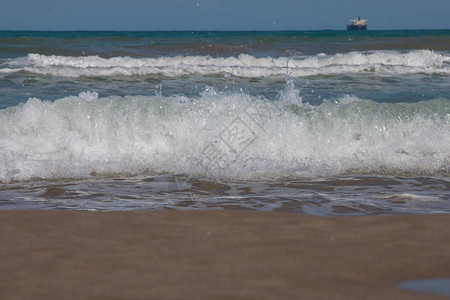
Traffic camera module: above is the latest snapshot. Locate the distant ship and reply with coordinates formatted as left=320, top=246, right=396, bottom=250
left=347, top=16, right=367, bottom=30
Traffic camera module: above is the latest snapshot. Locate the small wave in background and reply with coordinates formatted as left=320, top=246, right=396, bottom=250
left=1, top=50, right=449, bottom=78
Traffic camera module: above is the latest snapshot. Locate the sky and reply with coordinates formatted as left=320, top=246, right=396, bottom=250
left=1, top=0, right=449, bottom=31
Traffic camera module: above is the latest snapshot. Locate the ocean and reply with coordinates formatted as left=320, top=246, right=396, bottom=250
left=0, top=30, right=449, bottom=214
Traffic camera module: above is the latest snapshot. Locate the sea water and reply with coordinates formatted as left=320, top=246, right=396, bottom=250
left=0, top=30, right=449, bottom=214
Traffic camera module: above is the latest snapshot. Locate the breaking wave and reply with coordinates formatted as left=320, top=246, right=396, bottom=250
left=0, top=83, right=449, bottom=182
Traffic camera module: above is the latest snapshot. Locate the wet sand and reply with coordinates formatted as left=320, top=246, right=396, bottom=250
left=1, top=210, right=450, bottom=299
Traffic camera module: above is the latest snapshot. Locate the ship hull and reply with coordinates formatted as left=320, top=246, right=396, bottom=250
left=347, top=24, right=367, bottom=30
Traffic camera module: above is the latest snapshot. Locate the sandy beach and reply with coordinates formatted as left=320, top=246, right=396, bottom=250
left=1, top=210, right=449, bottom=299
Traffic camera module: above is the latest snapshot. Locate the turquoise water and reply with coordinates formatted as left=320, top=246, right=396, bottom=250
left=0, top=31, right=449, bottom=213
left=2, top=30, right=450, bottom=58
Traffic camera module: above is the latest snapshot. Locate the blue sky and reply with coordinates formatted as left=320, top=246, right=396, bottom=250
left=1, top=0, right=449, bottom=31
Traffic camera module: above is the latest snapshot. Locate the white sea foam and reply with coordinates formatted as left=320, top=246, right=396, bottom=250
left=0, top=84, right=449, bottom=182
left=2, top=50, right=449, bottom=78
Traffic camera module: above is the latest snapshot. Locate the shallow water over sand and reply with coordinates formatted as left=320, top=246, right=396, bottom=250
left=1, top=175, right=448, bottom=215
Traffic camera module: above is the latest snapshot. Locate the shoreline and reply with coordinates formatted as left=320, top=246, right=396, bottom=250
left=1, top=210, right=450, bottom=299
